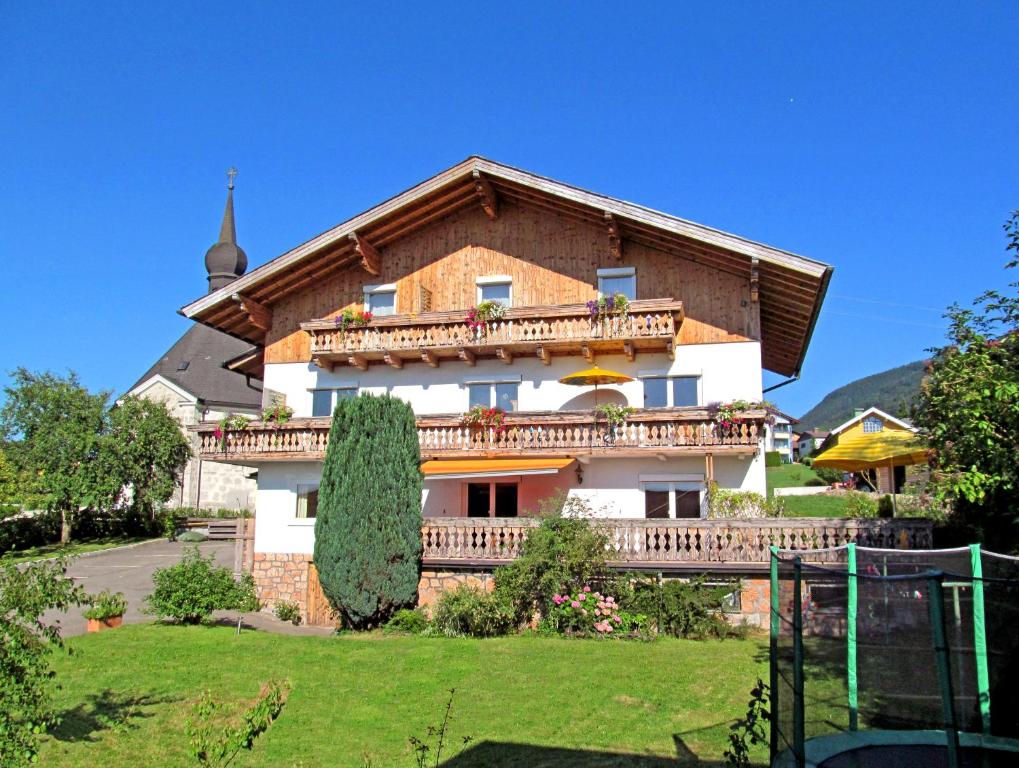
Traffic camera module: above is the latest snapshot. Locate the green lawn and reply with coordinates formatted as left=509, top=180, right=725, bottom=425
left=0, top=536, right=153, bottom=564
left=778, top=494, right=852, bottom=518
left=40, top=624, right=769, bottom=767
left=765, top=463, right=824, bottom=497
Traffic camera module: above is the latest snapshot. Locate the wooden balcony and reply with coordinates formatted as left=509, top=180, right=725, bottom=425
left=195, top=408, right=765, bottom=462
left=300, top=298, right=683, bottom=370
left=420, top=517, right=935, bottom=568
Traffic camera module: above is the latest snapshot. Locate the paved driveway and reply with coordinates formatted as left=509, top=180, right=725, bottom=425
left=44, top=539, right=234, bottom=637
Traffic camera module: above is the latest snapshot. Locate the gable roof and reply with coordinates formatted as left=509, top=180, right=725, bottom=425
left=180, top=156, right=833, bottom=376
left=127, top=323, right=263, bottom=409
left=829, top=407, right=915, bottom=437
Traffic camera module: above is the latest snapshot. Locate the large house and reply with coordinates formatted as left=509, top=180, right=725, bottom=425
left=763, top=408, right=796, bottom=464
left=178, top=157, right=928, bottom=623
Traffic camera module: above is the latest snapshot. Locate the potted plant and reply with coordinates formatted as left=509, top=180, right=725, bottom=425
left=84, top=590, right=128, bottom=632
left=214, top=413, right=252, bottom=450
left=586, top=293, right=630, bottom=336
left=333, top=308, right=373, bottom=333
left=465, top=300, right=507, bottom=338
left=594, top=403, right=635, bottom=442
left=261, top=402, right=295, bottom=427
left=461, top=405, right=508, bottom=445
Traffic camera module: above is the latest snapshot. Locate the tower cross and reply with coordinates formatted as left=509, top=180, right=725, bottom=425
left=226, top=167, right=238, bottom=190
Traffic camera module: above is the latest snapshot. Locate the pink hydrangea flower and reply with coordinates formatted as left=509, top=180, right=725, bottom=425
left=571, top=601, right=580, bottom=609
left=583, top=586, right=591, bottom=593
left=613, top=614, right=622, bottom=624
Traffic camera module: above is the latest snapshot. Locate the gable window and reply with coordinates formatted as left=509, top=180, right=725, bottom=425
left=597, top=267, right=636, bottom=300
left=476, top=275, right=512, bottom=307
left=467, top=378, right=520, bottom=412
left=310, top=386, right=357, bottom=417
left=642, top=480, right=703, bottom=519
left=641, top=374, right=700, bottom=408
left=862, top=416, right=884, bottom=433
left=296, top=485, right=319, bottom=519
left=364, top=283, right=396, bottom=316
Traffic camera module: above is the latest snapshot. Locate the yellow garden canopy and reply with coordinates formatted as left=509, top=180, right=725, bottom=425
left=558, top=366, right=634, bottom=386
left=421, top=458, right=575, bottom=479
left=812, top=430, right=928, bottom=472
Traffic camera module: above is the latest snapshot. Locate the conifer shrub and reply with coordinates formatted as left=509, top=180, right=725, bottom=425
left=313, top=395, right=422, bottom=629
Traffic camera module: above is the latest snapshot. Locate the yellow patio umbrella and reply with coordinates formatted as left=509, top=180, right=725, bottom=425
left=558, top=366, right=634, bottom=405
left=812, top=430, right=928, bottom=513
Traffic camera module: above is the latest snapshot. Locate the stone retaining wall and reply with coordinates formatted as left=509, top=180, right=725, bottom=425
left=251, top=552, right=312, bottom=618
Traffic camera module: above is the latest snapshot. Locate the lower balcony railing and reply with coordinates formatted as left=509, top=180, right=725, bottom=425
left=420, top=517, right=935, bottom=566
left=196, top=409, right=766, bottom=462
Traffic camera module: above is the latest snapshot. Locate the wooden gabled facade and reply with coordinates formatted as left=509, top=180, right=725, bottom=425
left=182, top=157, right=832, bottom=378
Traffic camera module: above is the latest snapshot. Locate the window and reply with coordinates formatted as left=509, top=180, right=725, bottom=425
left=310, top=387, right=356, bottom=417
left=296, top=485, right=318, bottom=519
left=862, top=416, right=883, bottom=433
left=364, top=283, right=396, bottom=316
left=597, top=267, right=636, bottom=300
left=466, top=379, right=519, bottom=412
left=476, top=275, right=512, bottom=307
left=642, top=375, right=700, bottom=408
left=642, top=481, right=704, bottom=519
left=466, top=481, right=518, bottom=517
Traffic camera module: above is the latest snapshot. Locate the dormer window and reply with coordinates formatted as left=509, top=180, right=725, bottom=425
left=477, top=275, right=512, bottom=307
left=597, top=267, right=636, bottom=300
left=364, top=284, right=396, bottom=316
left=863, top=416, right=884, bottom=433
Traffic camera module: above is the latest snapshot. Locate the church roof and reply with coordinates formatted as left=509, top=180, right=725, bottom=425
left=128, top=322, right=263, bottom=409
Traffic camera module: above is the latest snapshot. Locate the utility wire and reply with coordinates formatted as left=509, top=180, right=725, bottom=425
left=826, top=310, right=945, bottom=330
left=829, top=293, right=944, bottom=313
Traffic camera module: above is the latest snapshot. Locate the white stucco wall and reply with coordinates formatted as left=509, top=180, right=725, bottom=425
left=263, top=342, right=763, bottom=417
left=255, top=452, right=766, bottom=555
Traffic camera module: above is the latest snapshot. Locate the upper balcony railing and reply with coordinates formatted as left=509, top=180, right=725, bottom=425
left=300, top=298, right=684, bottom=370
left=196, top=408, right=765, bottom=463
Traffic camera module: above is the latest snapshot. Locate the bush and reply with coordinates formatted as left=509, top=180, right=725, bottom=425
left=383, top=607, right=429, bottom=635
left=168, top=507, right=253, bottom=520
left=82, top=590, right=127, bottom=621
left=494, top=495, right=609, bottom=622
left=623, top=575, right=740, bottom=639
left=313, top=395, right=422, bottom=629
left=0, top=510, right=61, bottom=555
left=145, top=546, right=259, bottom=624
left=812, top=466, right=843, bottom=485
left=178, top=531, right=208, bottom=542
left=273, top=600, right=301, bottom=625
left=708, top=486, right=784, bottom=519
left=843, top=491, right=879, bottom=518
left=764, top=451, right=782, bottom=468
left=431, top=585, right=514, bottom=638
left=546, top=585, right=648, bottom=637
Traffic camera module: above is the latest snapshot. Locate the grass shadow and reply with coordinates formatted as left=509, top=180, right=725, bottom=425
left=50, top=689, right=180, bottom=743
left=436, top=737, right=734, bottom=767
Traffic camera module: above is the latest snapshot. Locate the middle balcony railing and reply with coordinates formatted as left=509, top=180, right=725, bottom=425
left=195, top=408, right=765, bottom=463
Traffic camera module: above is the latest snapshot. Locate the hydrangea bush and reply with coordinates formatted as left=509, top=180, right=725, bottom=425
left=547, top=586, right=646, bottom=637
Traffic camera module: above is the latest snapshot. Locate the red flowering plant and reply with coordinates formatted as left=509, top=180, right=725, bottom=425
left=711, top=400, right=775, bottom=432
left=333, top=308, right=374, bottom=332
left=214, top=413, right=252, bottom=450
left=465, top=300, right=507, bottom=335
left=261, top=402, right=295, bottom=428
left=460, top=405, right=507, bottom=436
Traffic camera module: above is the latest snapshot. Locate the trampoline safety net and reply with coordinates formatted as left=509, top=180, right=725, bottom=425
left=770, top=544, right=1019, bottom=768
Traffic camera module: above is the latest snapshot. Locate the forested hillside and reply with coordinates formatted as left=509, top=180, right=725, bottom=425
left=796, top=360, right=926, bottom=430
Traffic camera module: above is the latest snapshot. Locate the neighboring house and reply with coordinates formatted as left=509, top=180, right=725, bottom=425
left=763, top=408, right=796, bottom=463
left=817, top=407, right=917, bottom=493
left=126, top=178, right=263, bottom=511
left=796, top=429, right=829, bottom=459
left=181, top=156, right=844, bottom=621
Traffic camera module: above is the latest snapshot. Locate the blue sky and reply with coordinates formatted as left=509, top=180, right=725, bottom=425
left=1, top=2, right=1016, bottom=417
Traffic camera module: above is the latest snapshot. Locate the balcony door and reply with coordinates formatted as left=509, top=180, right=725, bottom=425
left=465, top=481, right=518, bottom=517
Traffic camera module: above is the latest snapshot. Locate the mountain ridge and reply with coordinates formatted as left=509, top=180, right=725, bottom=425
left=793, top=360, right=926, bottom=431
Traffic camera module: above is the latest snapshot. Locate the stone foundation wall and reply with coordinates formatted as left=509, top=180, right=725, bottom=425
left=252, top=552, right=312, bottom=618
left=417, top=568, right=495, bottom=609
left=256, top=555, right=773, bottom=628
